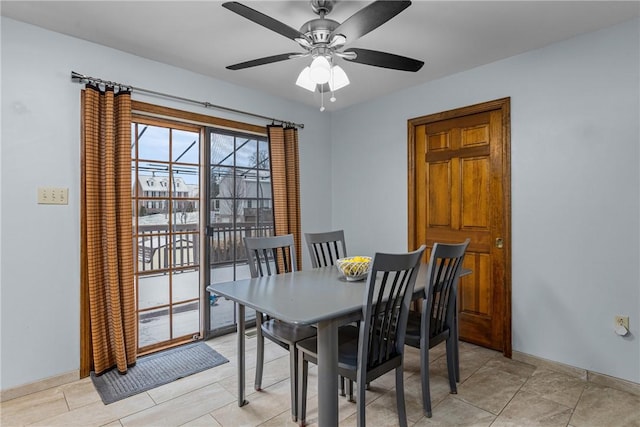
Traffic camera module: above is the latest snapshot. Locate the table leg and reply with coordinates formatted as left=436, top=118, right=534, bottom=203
left=316, top=319, right=339, bottom=427
left=236, top=303, right=248, bottom=406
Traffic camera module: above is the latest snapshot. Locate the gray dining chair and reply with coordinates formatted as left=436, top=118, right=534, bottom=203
left=244, top=234, right=317, bottom=422
left=304, top=229, right=352, bottom=397
left=404, top=239, right=470, bottom=417
left=296, top=245, right=426, bottom=427
left=304, top=230, right=347, bottom=268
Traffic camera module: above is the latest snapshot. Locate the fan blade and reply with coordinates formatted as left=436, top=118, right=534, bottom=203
left=330, top=0, right=411, bottom=44
left=343, top=48, right=424, bottom=72
left=227, top=53, right=299, bottom=70
left=222, top=2, right=304, bottom=41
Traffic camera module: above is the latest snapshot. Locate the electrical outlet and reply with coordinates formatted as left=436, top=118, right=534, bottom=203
left=37, top=187, right=68, bottom=205
left=615, top=316, right=629, bottom=330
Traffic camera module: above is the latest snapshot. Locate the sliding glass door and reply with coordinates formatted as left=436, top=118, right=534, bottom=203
left=130, top=103, right=272, bottom=346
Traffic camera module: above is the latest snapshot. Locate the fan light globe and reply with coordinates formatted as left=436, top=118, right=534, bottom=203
left=309, top=56, right=331, bottom=84
left=295, top=67, right=317, bottom=92
left=329, top=65, right=349, bottom=91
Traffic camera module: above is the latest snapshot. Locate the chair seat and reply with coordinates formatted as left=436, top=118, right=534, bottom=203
left=296, top=325, right=361, bottom=370
left=405, top=310, right=450, bottom=349
left=261, top=319, right=317, bottom=348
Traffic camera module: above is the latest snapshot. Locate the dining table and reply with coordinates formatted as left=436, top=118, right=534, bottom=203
left=206, top=263, right=471, bottom=427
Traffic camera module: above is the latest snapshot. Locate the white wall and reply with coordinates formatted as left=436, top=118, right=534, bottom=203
left=0, top=17, right=332, bottom=390
left=331, top=18, right=640, bottom=383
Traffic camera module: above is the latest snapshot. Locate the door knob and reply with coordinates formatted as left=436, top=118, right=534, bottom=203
left=495, top=238, right=504, bottom=249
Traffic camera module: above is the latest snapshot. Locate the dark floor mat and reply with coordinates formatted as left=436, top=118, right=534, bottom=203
left=91, top=341, right=228, bottom=404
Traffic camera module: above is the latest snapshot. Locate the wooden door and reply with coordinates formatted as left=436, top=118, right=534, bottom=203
left=408, top=98, right=511, bottom=355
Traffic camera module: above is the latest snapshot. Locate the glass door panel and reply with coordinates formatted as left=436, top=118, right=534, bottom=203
left=206, top=128, right=273, bottom=335
left=132, top=120, right=201, bottom=353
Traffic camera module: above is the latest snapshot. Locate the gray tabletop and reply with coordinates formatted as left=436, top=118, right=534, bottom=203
left=206, top=264, right=470, bottom=323
left=208, top=266, right=372, bottom=324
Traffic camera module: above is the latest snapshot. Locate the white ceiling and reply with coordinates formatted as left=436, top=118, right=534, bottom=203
left=2, top=1, right=638, bottom=111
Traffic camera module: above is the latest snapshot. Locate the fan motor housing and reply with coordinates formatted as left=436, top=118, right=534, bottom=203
left=300, top=18, right=339, bottom=44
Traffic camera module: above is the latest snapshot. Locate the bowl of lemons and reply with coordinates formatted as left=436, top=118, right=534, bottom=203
left=336, top=256, right=372, bottom=281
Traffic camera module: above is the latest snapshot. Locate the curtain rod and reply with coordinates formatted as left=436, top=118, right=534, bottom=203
left=70, top=71, right=304, bottom=129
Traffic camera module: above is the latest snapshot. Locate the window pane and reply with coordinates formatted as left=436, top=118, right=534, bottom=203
left=173, top=200, right=199, bottom=226
left=172, top=174, right=190, bottom=198
left=258, top=170, right=272, bottom=198
left=174, top=164, right=199, bottom=194
left=139, top=307, right=170, bottom=348
left=258, top=140, right=270, bottom=170
left=138, top=125, right=170, bottom=162
left=138, top=274, right=169, bottom=310
left=172, top=271, right=199, bottom=304
left=209, top=297, right=236, bottom=331
left=137, top=231, right=170, bottom=272
left=137, top=201, right=170, bottom=226
left=210, top=166, right=232, bottom=199
left=171, top=231, right=198, bottom=269
left=172, top=302, right=199, bottom=338
left=211, top=133, right=234, bottom=166
left=236, top=138, right=258, bottom=168
left=172, top=129, right=199, bottom=164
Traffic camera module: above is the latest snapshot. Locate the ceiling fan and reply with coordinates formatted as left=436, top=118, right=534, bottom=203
left=222, top=0, right=424, bottom=105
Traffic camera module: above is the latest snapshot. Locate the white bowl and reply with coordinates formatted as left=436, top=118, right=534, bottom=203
left=336, top=256, right=372, bottom=281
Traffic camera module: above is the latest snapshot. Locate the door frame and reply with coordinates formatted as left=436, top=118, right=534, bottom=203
left=407, top=97, right=512, bottom=357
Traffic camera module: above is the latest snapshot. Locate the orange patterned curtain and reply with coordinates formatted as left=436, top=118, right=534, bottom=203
left=81, top=85, right=136, bottom=375
left=268, top=125, right=302, bottom=271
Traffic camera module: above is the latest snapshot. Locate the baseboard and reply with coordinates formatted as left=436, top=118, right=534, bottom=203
left=0, top=370, right=79, bottom=403
left=588, top=371, right=640, bottom=397
left=512, top=351, right=640, bottom=397
left=3, top=353, right=638, bottom=402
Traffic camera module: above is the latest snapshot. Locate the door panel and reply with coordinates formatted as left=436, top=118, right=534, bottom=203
left=461, top=157, right=490, bottom=228
left=428, top=161, right=452, bottom=226
left=409, top=98, right=511, bottom=355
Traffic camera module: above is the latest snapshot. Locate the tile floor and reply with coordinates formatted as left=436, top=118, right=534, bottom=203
left=2, top=333, right=639, bottom=427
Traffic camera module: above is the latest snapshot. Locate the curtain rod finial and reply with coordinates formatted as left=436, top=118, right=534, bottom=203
left=71, top=71, right=85, bottom=81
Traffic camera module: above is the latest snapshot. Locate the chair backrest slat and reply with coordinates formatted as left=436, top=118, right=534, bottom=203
left=244, top=234, right=297, bottom=278
left=304, top=230, right=347, bottom=268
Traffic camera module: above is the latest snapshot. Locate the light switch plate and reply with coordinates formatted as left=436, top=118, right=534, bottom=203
left=38, top=187, right=68, bottom=205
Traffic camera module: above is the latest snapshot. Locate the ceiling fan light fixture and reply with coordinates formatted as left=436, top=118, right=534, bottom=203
left=328, top=65, right=349, bottom=91
left=224, top=0, right=425, bottom=109
left=309, top=55, right=331, bottom=84
left=295, top=66, right=317, bottom=92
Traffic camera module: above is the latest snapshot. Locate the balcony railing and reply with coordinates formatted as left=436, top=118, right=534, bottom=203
left=137, top=222, right=274, bottom=272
